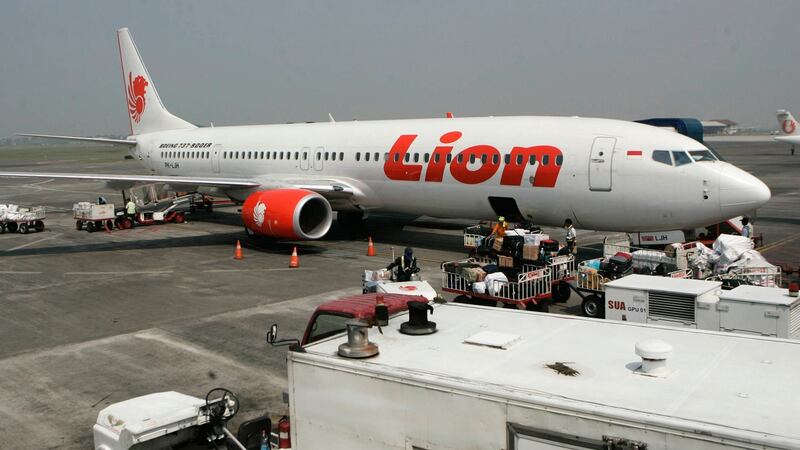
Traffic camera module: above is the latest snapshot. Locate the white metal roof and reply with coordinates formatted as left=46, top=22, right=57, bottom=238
left=605, top=274, right=722, bottom=295
left=301, top=303, right=800, bottom=446
left=721, top=285, right=800, bottom=307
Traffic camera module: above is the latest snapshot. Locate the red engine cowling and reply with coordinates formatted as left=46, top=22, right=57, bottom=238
left=242, top=189, right=333, bottom=240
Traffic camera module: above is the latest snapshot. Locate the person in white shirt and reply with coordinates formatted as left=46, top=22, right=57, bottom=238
left=564, top=219, right=577, bottom=254
left=741, top=216, right=754, bottom=238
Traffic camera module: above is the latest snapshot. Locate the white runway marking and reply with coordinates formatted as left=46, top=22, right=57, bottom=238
left=5, top=234, right=61, bottom=252
left=63, top=270, right=174, bottom=275
left=0, top=271, right=42, bottom=274
left=202, top=267, right=314, bottom=273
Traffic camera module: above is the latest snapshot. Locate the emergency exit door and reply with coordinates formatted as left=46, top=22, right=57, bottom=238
left=589, top=137, right=615, bottom=191
left=212, top=144, right=221, bottom=173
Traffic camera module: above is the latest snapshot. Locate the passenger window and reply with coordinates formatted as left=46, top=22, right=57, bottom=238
left=394, top=153, right=399, bottom=162
left=555, top=155, right=563, bottom=166
left=374, top=152, right=379, bottom=161
left=481, top=154, right=487, bottom=164
left=356, top=152, right=361, bottom=161
left=516, top=155, right=523, bottom=165
left=414, top=153, right=420, bottom=163
left=424, top=153, right=430, bottom=163
left=542, top=155, right=549, bottom=166
left=434, top=154, right=440, bottom=163
left=331, top=152, right=336, bottom=161
left=302, top=152, right=307, bottom=160
left=457, top=154, right=463, bottom=163
left=324, top=152, right=329, bottom=161
left=504, top=154, right=510, bottom=164
left=447, top=154, right=452, bottom=163
left=340, top=152, right=344, bottom=161
left=469, top=154, right=476, bottom=164
left=294, top=152, right=299, bottom=160
left=652, top=150, right=672, bottom=165
left=672, top=151, right=692, bottom=166
left=529, top=155, right=536, bottom=165
left=493, top=155, right=499, bottom=164
left=404, top=153, right=410, bottom=163
left=365, top=152, right=370, bottom=161
left=316, top=152, right=321, bottom=160
left=384, top=153, right=389, bottom=161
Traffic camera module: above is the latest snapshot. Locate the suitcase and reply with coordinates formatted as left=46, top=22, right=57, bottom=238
left=539, top=239, right=560, bottom=253
left=608, top=252, right=633, bottom=272
left=522, top=244, right=539, bottom=261
left=493, top=237, right=504, bottom=252
left=482, top=263, right=500, bottom=274
left=498, top=255, right=514, bottom=268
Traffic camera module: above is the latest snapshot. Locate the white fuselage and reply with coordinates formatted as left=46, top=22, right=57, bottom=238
left=130, top=116, right=770, bottom=232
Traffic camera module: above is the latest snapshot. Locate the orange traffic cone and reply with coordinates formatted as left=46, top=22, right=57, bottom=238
left=289, top=246, right=300, bottom=268
left=234, top=240, right=244, bottom=260
left=367, top=237, right=376, bottom=257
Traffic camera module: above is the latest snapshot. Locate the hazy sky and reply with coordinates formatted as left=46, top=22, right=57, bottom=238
left=1, top=1, right=798, bottom=138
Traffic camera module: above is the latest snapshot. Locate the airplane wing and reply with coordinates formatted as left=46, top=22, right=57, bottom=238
left=0, top=171, right=260, bottom=188
left=16, top=133, right=137, bottom=146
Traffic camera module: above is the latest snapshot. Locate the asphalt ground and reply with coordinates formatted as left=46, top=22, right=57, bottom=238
left=0, top=139, right=796, bottom=448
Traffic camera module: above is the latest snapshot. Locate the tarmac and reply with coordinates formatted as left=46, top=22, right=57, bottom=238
left=0, top=139, right=797, bottom=448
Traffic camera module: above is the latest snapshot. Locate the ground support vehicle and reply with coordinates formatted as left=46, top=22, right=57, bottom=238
left=0, top=205, right=45, bottom=234
left=93, top=388, right=273, bottom=450
left=278, top=302, right=800, bottom=449
left=604, top=275, right=800, bottom=338
left=73, top=202, right=119, bottom=232
left=362, top=268, right=438, bottom=301
left=441, top=257, right=552, bottom=311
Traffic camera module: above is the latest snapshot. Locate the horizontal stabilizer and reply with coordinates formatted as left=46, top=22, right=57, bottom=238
left=17, top=133, right=137, bottom=146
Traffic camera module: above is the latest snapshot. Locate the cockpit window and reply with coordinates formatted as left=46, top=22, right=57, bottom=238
left=688, top=150, right=718, bottom=162
left=652, top=150, right=672, bottom=165
left=672, top=151, right=693, bottom=166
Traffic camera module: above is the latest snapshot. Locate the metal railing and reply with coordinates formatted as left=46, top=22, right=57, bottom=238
left=442, top=259, right=552, bottom=301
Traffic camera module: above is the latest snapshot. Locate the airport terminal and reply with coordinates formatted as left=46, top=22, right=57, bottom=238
left=1, top=4, right=799, bottom=450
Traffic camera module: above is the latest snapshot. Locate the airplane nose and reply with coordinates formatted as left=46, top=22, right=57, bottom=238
left=719, top=165, right=771, bottom=216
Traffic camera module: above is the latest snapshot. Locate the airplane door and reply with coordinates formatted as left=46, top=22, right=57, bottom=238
left=313, top=146, right=324, bottom=171
left=589, top=137, right=615, bottom=191
left=300, top=147, right=310, bottom=171
left=212, top=144, right=221, bottom=173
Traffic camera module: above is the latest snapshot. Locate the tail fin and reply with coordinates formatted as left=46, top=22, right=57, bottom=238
left=775, top=109, right=798, bottom=135
left=117, top=28, right=195, bottom=135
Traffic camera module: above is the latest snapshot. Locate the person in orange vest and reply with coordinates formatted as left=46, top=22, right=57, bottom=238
left=489, top=216, right=508, bottom=238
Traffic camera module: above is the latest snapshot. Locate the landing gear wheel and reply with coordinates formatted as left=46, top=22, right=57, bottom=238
left=76, top=220, right=83, bottom=231
left=581, top=295, right=604, bottom=318
left=35, top=221, right=45, bottom=232
left=6, top=222, right=18, bottom=233
left=174, top=212, right=185, bottom=223
left=18, top=223, right=29, bottom=234
left=86, top=221, right=96, bottom=233
left=0, top=223, right=5, bottom=234
left=123, top=219, right=133, bottom=229
left=205, top=388, right=240, bottom=422
left=551, top=282, right=571, bottom=303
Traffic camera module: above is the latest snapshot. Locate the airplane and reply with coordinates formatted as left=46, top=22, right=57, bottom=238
left=774, top=109, right=799, bottom=154
left=0, top=28, right=771, bottom=240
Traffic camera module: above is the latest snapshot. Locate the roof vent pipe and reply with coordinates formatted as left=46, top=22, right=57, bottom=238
left=635, top=339, right=672, bottom=376
left=338, top=319, right=379, bottom=359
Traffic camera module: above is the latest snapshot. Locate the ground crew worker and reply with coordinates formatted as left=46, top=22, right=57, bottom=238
left=97, top=196, right=107, bottom=205
left=563, top=219, right=577, bottom=255
left=489, top=216, right=508, bottom=238
left=741, top=216, right=754, bottom=238
left=125, top=198, right=137, bottom=224
left=386, top=247, right=419, bottom=282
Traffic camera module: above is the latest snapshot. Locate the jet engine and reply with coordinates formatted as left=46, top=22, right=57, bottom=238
left=242, top=189, right=333, bottom=240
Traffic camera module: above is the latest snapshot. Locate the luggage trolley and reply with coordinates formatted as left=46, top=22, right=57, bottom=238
left=0, top=205, right=45, bottom=234
left=441, top=257, right=553, bottom=312
left=523, top=254, right=576, bottom=302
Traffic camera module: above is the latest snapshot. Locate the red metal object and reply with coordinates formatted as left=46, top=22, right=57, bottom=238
left=301, top=293, right=426, bottom=345
left=278, top=416, right=291, bottom=448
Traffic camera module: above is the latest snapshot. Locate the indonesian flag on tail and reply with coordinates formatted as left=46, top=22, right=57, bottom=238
left=627, top=150, right=643, bottom=159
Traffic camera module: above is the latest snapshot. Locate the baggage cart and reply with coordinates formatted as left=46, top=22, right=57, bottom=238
left=523, top=254, right=576, bottom=302
left=441, top=257, right=552, bottom=311
left=0, top=205, right=46, bottom=234
left=74, top=202, right=119, bottom=232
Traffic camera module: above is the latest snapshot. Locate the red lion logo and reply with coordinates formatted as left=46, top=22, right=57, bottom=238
left=782, top=119, right=796, bottom=134
left=126, top=72, right=148, bottom=123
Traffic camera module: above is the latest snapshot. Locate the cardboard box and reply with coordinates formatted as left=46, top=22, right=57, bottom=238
left=498, top=255, right=514, bottom=268
left=523, top=244, right=539, bottom=261
left=493, top=237, right=504, bottom=252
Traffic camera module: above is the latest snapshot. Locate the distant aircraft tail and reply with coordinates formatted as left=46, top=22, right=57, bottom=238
left=117, top=28, right=195, bottom=135
left=775, top=109, right=799, bottom=135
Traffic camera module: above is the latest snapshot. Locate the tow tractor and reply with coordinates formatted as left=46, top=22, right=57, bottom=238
left=93, top=388, right=272, bottom=450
